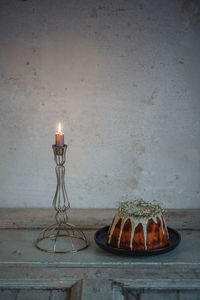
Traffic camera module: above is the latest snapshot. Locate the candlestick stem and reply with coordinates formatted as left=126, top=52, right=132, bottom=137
left=35, top=144, right=89, bottom=254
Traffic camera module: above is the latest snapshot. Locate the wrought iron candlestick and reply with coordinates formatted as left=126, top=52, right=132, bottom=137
left=35, top=144, right=89, bottom=253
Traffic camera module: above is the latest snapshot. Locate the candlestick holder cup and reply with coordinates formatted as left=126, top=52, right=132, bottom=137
left=35, top=144, right=89, bottom=253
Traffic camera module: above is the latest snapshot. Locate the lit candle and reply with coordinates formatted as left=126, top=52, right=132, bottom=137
left=55, top=123, right=64, bottom=147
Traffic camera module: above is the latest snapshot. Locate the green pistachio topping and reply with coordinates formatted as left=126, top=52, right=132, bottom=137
left=118, top=198, right=164, bottom=218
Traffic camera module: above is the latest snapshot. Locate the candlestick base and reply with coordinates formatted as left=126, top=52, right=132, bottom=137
left=35, top=144, right=89, bottom=254
left=35, top=222, right=88, bottom=254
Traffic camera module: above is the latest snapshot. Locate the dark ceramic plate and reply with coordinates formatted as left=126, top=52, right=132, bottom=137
left=94, top=226, right=181, bottom=256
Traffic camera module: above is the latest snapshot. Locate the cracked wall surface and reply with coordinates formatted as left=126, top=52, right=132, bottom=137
left=0, top=0, right=199, bottom=208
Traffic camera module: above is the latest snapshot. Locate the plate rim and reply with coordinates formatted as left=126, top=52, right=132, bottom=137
left=94, top=225, right=181, bottom=256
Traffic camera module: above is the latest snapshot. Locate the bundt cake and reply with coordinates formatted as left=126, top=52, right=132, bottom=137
left=107, top=199, right=169, bottom=251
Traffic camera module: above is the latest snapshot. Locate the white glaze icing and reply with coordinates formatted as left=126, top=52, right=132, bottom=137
left=108, top=213, right=121, bottom=244
left=129, top=217, right=143, bottom=250
left=142, top=220, right=147, bottom=250
left=159, top=214, right=165, bottom=236
left=130, top=221, right=136, bottom=250
left=117, top=217, right=128, bottom=248
left=152, top=216, right=158, bottom=224
left=108, top=211, right=168, bottom=250
left=162, top=215, right=169, bottom=238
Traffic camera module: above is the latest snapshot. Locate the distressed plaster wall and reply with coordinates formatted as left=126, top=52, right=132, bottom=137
left=0, top=0, right=199, bottom=208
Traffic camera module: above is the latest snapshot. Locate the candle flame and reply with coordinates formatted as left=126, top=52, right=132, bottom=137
left=58, top=122, right=62, bottom=133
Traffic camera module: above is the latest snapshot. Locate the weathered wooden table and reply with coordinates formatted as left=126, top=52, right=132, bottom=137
left=0, top=209, right=199, bottom=300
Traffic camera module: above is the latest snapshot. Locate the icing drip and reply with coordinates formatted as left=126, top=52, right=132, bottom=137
left=129, top=216, right=149, bottom=250
left=108, top=214, right=120, bottom=244
left=117, top=217, right=128, bottom=248
left=130, top=221, right=137, bottom=250
left=142, top=220, right=147, bottom=250
left=159, top=214, right=165, bottom=236
left=162, top=216, right=169, bottom=239
left=151, top=214, right=165, bottom=237
left=152, top=216, right=158, bottom=224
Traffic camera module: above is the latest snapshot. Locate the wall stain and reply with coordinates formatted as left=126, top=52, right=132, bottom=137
left=138, top=3, right=143, bottom=10
left=90, top=8, right=98, bottom=18
left=142, top=88, right=158, bottom=105
left=7, top=77, right=19, bottom=81
left=98, top=5, right=105, bottom=10
left=131, top=178, right=138, bottom=188
left=138, top=146, right=145, bottom=154
left=130, top=135, right=145, bottom=155
left=104, top=174, right=110, bottom=184
left=182, top=0, right=191, bottom=12
left=116, top=8, right=126, bottom=12
left=181, top=0, right=200, bottom=27
left=9, top=147, right=16, bottom=151
left=131, top=142, right=145, bottom=154
left=181, top=0, right=200, bottom=13
left=176, top=58, right=184, bottom=64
